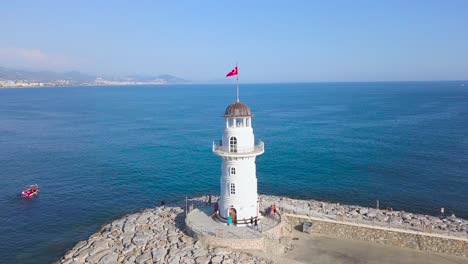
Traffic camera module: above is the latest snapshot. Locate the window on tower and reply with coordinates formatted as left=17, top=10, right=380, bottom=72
left=230, top=167, right=236, bottom=175
left=230, top=183, right=236, bottom=195
left=229, top=137, right=237, bottom=152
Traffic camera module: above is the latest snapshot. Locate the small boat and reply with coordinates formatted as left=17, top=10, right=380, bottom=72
left=21, top=184, right=39, bottom=198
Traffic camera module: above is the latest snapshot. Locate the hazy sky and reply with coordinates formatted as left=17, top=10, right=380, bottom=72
left=1, top=1, right=467, bottom=82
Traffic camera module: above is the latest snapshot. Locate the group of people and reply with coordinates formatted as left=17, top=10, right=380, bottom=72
left=250, top=216, right=258, bottom=229
left=266, top=204, right=277, bottom=218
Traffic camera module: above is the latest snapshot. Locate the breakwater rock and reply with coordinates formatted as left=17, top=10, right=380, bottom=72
left=59, top=195, right=468, bottom=263
left=260, top=195, right=468, bottom=238
left=59, top=205, right=271, bottom=264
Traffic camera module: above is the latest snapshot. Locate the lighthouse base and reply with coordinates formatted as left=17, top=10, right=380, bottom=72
left=185, top=202, right=283, bottom=251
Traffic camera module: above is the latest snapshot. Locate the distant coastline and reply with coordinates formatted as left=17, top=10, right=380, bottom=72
left=0, top=66, right=188, bottom=88
left=0, top=82, right=185, bottom=89
left=2, top=80, right=466, bottom=89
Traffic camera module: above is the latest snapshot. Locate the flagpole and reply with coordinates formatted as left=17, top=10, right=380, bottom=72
left=236, top=63, right=239, bottom=102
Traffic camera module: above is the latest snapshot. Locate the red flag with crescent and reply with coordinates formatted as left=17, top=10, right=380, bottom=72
left=226, top=66, right=238, bottom=77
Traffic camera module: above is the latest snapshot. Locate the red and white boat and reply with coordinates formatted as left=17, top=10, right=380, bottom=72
left=21, top=184, right=39, bottom=198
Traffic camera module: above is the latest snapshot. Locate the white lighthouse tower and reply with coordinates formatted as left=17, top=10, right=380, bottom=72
left=213, top=101, right=264, bottom=225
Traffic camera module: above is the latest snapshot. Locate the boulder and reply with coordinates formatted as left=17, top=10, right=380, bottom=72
left=367, top=211, right=377, bottom=218
left=133, top=234, right=151, bottom=245
left=85, top=249, right=110, bottom=263
left=120, top=232, right=135, bottom=247
left=168, top=255, right=181, bottom=264
left=359, top=208, right=368, bottom=215
left=211, top=255, right=223, bottom=264
left=123, top=221, right=136, bottom=233
left=402, top=213, right=412, bottom=220
left=222, top=258, right=235, bottom=264
left=151, top=248, right=167, bottom=262
left=100, top=251, right=119, bottom=263
left=135, top=252, right=151, bottom=264
left=180, top=256, right=196, bottom=264
left=195, top=256, right=210, bottom=264
left=213, top=248, right=232, bottom=256
left=72, top=248, right=91, bottom=263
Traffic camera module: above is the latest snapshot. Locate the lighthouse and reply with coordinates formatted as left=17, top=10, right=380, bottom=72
left=212, top=101, right=264, bottom=225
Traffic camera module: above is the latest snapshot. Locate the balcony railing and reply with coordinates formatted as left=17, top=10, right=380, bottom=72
left=212, top=140, right=264, bottom=156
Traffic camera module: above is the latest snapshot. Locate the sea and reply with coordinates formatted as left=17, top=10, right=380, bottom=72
left=0, top=82, right=467, bottom=263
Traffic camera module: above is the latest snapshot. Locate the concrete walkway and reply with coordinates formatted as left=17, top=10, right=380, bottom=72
left=255, top=230, right=468, bottom=264
left=186, top=205, right=281, bottom=239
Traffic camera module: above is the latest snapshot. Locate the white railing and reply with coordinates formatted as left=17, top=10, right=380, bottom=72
left=212, top=140, right=264, bottom=155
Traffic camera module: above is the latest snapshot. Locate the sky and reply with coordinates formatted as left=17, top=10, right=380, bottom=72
left=1, top=1, right=467, bottom=83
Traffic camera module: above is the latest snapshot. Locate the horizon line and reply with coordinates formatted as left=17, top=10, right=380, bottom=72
left=195, top=80, right=468, bottom=85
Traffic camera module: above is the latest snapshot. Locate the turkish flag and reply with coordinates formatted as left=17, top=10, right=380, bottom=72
left=226, top=66, right=238, bottom=77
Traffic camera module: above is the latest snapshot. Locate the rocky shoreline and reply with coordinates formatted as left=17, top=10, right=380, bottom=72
left=59, top=195, right=467, bottom=263
left=58, top=198, right=271, bottom=264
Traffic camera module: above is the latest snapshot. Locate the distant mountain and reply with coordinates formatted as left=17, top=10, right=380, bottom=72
left=156, top=74, right=188, bottom=84
left=0, top=66, right=96, bottom=83
left=120, top=74, right=189, bottom=84
left=0, top=66, right=188, bottom=85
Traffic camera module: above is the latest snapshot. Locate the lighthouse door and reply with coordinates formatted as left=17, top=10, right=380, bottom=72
left=229, top=208, right=237, bottom=225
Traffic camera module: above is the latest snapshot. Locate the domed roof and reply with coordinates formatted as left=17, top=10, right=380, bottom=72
left=224, top=101, right=252, bottom=117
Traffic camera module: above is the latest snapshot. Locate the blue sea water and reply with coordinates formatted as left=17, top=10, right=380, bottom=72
left=0, top=82, right=467, bottom=263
